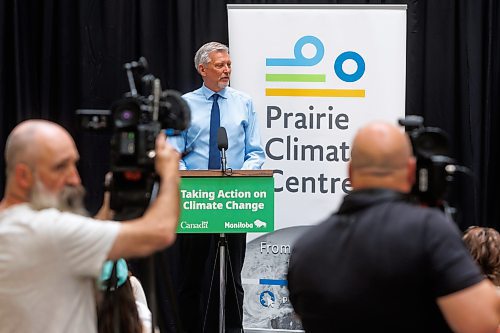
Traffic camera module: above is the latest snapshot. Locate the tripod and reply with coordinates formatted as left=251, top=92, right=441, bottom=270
left=218, top=233, right=227, bottom=333
left=205, top=232, right=244, bottom=333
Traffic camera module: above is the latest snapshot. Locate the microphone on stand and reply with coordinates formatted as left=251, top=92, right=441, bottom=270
left=215, top=126, right=229, bottom=332
left=217, top=127, right=228, bottom=173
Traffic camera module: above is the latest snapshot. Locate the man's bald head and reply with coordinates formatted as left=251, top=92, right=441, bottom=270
left=5, top=120, right=72, bottom=177
left=349, top=121, right=416, bottom=193
left=2, top=120, right=85, bottom=214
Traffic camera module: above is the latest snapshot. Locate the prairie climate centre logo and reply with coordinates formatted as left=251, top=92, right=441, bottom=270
left=265, top=35, right=366, bottom=98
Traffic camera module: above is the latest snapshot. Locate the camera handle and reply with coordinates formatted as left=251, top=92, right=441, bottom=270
left=439, top=200, right=457, bottom=223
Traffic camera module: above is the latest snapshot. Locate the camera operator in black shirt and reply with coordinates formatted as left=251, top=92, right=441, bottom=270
left=288, top=121, right=500, bottom=333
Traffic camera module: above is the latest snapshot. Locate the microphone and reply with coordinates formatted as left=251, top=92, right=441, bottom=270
left=217, top=127, right=228, bottom=172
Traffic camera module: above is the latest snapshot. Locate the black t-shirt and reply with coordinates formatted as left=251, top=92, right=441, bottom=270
left=287, top=189, right=483, bottom=333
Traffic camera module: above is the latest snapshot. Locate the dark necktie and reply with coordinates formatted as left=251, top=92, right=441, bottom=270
left=208, top=93, right=220, bottom=169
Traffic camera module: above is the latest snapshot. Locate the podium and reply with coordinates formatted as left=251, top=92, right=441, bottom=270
left=178, top=169, right=274, bottom=234
left=178, top=169, right=274, bottom=332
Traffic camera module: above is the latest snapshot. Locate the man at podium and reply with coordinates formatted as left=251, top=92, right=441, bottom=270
left=170, top=41, right=265, bottom=333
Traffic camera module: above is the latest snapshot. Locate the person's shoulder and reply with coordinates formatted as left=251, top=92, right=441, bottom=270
left=225, top=87, right=252, bottom=101
left=420, top=206, right=462, bottom=235
left=129, top=275, right=143, bottom=291
left=1, top=203, right=33, bottom=216
left=182, top=86, right=204, bottom=99
left=292, top=215, right=338, bottom=253
left=381, top=198, right=449, bottom=223
left=386, top=199, right=454, bottom=225
left=288, top=217, right=339, bottom=277
left=386, top=201, right=461, bottom=240
left=401, top=203, right=453, bottom=225
left=1, top=205, right=86, bottom=236
left=0, top=204, right=34, bottom=229
left=2, top=204, right=60, bottom=224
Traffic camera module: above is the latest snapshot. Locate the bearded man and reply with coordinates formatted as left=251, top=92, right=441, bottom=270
left=0, top=119, right=181, bottom=333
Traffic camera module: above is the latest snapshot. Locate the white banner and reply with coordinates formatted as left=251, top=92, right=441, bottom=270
left=228, top=4, right=407, bottom=331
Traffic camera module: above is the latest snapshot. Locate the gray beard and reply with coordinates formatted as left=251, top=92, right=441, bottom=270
left=218, top=81, right=229, bottom=89
left=29, top=180, right=89, bottom=216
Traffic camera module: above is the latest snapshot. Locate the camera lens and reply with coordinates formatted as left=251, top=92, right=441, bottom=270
left=158, top=90, right=191, bottom=132
left=418, top=134, right=436, bottom=150
left=413, top=128, right=449, bottom=158
left=120, top=110, right=133, bottom=120
left=111, top=98, right=141, bottom=128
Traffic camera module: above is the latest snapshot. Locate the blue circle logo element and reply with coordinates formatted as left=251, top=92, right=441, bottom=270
left=334, top=51, right=366, bottom=82
left=259, top=290, right=276, bottom=307
left=265, top=35, right=324, bottom=67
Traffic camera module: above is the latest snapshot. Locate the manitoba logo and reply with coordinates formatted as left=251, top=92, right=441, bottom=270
left=265, top=35, right=366, bottom=98
left=253, top=219, right=267, bottom=228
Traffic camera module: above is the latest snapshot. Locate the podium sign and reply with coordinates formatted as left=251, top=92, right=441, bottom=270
left=178, top=171, right=274, bottom=233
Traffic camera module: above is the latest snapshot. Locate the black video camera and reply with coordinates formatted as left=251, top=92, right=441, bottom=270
left=398, top=115, right=458, bottom=208
left=77, top=57, right=190, bottom=213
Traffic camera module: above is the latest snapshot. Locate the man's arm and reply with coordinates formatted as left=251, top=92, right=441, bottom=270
left=242, top=99, right=265, bottom=170
left=438, top=279, right=500, bottom=333
left=168, top=132, right=188, bottom=170
left=107, top=133, right=180, bottom=260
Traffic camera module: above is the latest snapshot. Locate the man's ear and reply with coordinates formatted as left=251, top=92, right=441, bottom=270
left=15, top=163, right=34, bottom=189
left=407, top=156, right=417, bottom=187
left=198, top=64, right=206, bottom=77
left=348, top=162, right=355, bottom=188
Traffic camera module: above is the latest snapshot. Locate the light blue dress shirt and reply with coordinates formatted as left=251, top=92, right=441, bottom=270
left=170, top=84, right=265, bottom=170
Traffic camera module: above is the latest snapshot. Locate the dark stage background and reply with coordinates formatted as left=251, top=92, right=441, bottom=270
left=1, top=0, right=499, bottom=331
left=2, top=0, right=499, bottom=229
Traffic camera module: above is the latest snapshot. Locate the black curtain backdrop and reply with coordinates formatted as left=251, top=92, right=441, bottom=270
left=1, top=0, right=499, bottom=330
left=2, top=0, right=499, bottom=227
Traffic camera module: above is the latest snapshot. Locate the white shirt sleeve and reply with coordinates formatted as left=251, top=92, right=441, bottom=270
left=130, top=276, right=152, bottom=332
